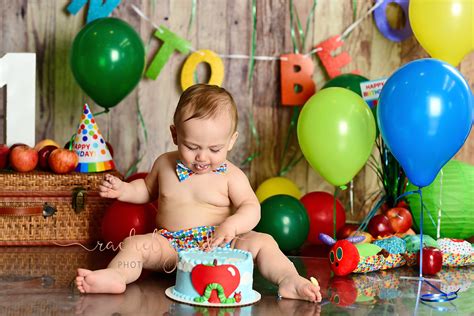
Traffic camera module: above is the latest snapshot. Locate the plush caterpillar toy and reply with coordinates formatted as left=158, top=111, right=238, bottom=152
left=319, top=233, right=365, bottom=276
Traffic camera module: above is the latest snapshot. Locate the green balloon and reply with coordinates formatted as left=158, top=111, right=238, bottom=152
left=297, top=87, right=376, bottom=186
left=407, top=160, right=474, bottom=239
left=322, top=74, right=369, bottom=97
left=322, top=74, right=379, bottom=137
left=70, top=18, right=145, bottom=109
left=255, top=194, right=309, bottom=252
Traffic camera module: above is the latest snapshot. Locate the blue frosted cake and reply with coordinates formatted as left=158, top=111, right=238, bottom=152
left=170, top=248, right=258, bottom=305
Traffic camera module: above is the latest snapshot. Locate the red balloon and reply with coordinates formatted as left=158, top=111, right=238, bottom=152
left=300, top=191, right=346, bottom=244
left=101, top=200, right=157, bottom=247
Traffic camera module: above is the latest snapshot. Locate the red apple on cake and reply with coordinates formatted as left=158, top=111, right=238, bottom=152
left=191, top=259, right=240, bottom=303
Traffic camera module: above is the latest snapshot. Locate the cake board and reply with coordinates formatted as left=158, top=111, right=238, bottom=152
left=165, top=287, right=261, bottom=307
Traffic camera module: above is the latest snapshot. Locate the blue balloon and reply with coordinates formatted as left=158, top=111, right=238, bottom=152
left=377, top=59, right=473, bottom=187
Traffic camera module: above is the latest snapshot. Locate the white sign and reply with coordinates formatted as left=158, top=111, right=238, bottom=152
left=360, top=78, right=387, bottom=109
left=0, top=53, right=36, bottom=146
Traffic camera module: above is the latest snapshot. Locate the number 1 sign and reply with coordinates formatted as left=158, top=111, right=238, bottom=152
left=0, top=53, right=36, bottom=146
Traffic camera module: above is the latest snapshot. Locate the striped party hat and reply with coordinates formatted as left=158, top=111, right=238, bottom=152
left=72, top=103, right=115, bottom=172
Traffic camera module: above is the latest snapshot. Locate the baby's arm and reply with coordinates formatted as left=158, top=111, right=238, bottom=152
left=99, top=158, right=160, bottom=204
left=211, top=166, right=260, bottom=247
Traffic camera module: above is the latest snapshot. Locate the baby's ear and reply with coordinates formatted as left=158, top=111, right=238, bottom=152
left=227, top=132, right=239, bottom=151
left=170, top=125, right=178, bottom=145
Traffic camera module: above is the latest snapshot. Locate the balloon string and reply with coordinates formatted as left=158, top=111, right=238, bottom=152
left=417, top=188, right=460, bottom=302
left=417, top=187, right=424, bottom=278
left=420, top=279, right=459, bottom=302
left=437, top=168, right=444, bottom=239
left=397, top=188, right=438, bottom=231
left=349, top=180, right=354, bottom=216
left=333, top=186, right=338, bottom=239
left=93, top=109, right=109, bottom=116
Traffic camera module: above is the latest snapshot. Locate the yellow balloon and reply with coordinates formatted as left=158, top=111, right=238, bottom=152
left=409, top=0, right=473, bottom=66
left=255, top=177, right=302, bottom=203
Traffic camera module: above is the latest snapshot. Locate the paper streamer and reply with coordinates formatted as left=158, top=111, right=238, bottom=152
left=180, top=49, right=224, bottom=91
left=0, top=53, right=36, bottom=147
left=373, top=0, right=412, bottom=42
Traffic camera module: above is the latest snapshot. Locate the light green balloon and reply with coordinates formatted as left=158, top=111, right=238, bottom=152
left=297, top=87, right=376, bottom=186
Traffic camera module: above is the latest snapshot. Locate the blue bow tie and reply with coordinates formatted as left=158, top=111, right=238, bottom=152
left=176, top=160, right=227, bottom=182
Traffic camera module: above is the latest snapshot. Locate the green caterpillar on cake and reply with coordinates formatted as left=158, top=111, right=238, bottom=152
left=194, top=283, right=241, bottom=303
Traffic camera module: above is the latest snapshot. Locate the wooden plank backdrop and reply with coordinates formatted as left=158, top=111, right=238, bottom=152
left=1, top=0, right=473, bottom=221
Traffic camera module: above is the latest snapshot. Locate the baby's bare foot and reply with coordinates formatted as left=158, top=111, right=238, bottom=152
left=76, top=268, right=126, bottom=294
left=278, top=275, right=322, bottom=303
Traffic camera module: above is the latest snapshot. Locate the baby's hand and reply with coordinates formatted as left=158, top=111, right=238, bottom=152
left=208, top=222, right=237, bottom=250
left=99, top=174, right=124, bottom=199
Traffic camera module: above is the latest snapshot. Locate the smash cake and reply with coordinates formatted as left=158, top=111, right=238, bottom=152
left=166, top=248, right=261, bottom=306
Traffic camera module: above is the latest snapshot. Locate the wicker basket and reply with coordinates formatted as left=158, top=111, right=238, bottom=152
left=0, top=170, right=121, bottom=246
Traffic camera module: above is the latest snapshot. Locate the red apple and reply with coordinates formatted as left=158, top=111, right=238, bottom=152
left=191, top=259, right=240, bottom=303
left=0, top=144, right=10, bottom=169
left=9, top=143, right=27, bottom=152
left=417, top=247, right=443, bottom=275
left=386, top=207, right=413, bottom=233
left=38, top=145, right=59, bottom=170
left=368, top=214, right=394, bottom=238
left=337, top=223, right=359, bottom=240
left=48, top=149, right=79, bottom=174
left=9, top=145, right=38, bottom=172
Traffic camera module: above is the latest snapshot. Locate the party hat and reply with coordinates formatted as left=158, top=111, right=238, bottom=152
left=72, top=103, right=115, bottom=172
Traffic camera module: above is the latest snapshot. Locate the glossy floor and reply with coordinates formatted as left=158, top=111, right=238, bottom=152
left=0, top=247, right=473, bottom=315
